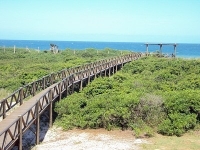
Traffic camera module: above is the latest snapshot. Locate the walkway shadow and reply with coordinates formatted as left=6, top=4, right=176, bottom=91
left=12, top=108, right=58, bottom=150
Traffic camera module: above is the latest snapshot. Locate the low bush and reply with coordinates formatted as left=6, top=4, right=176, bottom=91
left=0, top=48, right=126, bottom=92
left=55, top=57, right=200, bottom=136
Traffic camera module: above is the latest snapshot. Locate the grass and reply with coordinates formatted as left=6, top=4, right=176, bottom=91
left=142, top=130, right=200, bottom=150
left=0, top=47, right=130, bottom=93
left=0, top=88, right=10, bottom=99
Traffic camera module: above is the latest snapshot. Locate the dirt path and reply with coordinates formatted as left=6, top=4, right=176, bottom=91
left=33, top=127, right=148, bottom=150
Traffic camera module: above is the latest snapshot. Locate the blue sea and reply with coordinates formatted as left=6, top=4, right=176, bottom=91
left=0, top=40, right=200, bottom=58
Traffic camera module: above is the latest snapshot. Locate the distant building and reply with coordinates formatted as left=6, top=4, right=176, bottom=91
left=50, top=44, right=59, bottom=53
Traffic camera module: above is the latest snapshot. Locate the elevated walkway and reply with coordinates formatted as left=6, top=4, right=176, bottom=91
left=0, top=53, right=142, bottom=150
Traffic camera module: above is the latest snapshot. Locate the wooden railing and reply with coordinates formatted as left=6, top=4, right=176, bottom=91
left=0, top=52, right=142, bottom=150
left=0, top=53, right=141, bottom=119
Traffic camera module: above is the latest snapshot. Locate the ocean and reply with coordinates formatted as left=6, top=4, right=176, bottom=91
left=0, top=40, right=200, bottom=58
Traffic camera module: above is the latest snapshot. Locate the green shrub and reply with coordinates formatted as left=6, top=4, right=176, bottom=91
left=84, top=78, right=113, bottom=98
left=0, top=48, right=124, bottom=92
left=158, top=90, right=200, bottom=136
left=158, top=113, right=197, bottom=136
left=54, top=56, right=200, bottom=136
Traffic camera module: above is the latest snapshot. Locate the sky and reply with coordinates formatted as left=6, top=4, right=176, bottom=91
left=0, top=0, right=200, bottom=43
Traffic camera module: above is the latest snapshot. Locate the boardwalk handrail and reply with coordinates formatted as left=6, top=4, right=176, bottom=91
left=0, top=52, right=142, bottom=149
left=0, top=53, right=141, bottom=119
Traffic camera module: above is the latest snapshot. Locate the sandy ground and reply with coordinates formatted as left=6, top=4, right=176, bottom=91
left=33, top=127, right=148, bottom=150
left=9, top=111, right=147, bottom=150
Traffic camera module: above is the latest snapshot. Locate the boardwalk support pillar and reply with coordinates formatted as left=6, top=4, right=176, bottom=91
left=80, top=75, right=83, bottom=91
left=100, top=66, right=102, bottom=77
left=173, top=44, right=177, bottom=58
left=3, top=100, right=6, bottom=119
left=146, top=43, right=149, bottom=55
left=18, top=115, right=22, bottom=150
left=109, top=67, right=111, bottom=77
left=159, top=44, right=162, bottom=56
left=43, top=76, right=46, bottom=90
left=94, top=69, right=97, bottom=79
left=112, top=65, right=115, bottom=74
left=19, top=87, right=24, bottom=105
left=88, top=71, right=90, bottom=84
left=49, top=89, right=53, bottom=128
left=59, top=82, right=62, bottom=101
left=71, top=75, right=74, bottom=93
left=66, top=78, right=69, bottom=96
left=36, top=101, right=40, bottom=145
left=33, top=82, right=36, bottom=96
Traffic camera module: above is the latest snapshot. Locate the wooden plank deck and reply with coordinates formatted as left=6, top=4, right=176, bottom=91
left=0, top=85, right=55, bottom=150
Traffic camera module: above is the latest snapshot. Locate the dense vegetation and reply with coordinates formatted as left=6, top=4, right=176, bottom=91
left=55, top=57, right=200, bottom=136
left=2, top=47, right=200, bottom=136
left=0, top=47, right=129, bottom=98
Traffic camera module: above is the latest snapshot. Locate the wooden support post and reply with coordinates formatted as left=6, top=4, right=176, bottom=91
left=62, top=70, right=65, bottom=79
left=59, top=82, right=62, bottom=101
left=71, top=75, right=74, bottom=93
left=33, top=82, right=36, bottom=96
left=3, top=99, right=6, bottom=119
left=49, top=89, right=53, bottom=128
left=159, top=44, right=162, bottom=56
left=43, top=76, right=46, bottom=90
left=80, top=79, right=83, bottom=91
left=18, top=115, right=22, bottom=150
left=174, top=44, right=177, bottom=58
left=132, top=54, right=134, bottom=60
left=36, top=101, right=40, bottom=145
left=100, top=70, right=102, bottom=77
left=115, top=64, right=118, bottom=72
left=88, top=70, right=90, bottom=84
left=66, top=78, right=69, bottom=96
left=94, top=69, right=97, bottom=79
left=14, top=45, right=16, bottom=53
left=108, top=67, right=111, bottom=77
left=146, top=44, right=149, bottom=55
left=19, top=87, right=24, bottom=105
left=50, top=74, right=54, bottom=85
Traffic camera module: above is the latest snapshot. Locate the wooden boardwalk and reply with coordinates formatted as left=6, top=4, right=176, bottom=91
left=0, top=53, right=142, bottom=150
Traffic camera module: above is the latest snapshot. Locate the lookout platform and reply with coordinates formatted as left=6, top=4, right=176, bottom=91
left=144, top=43, right=177, bottom=57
